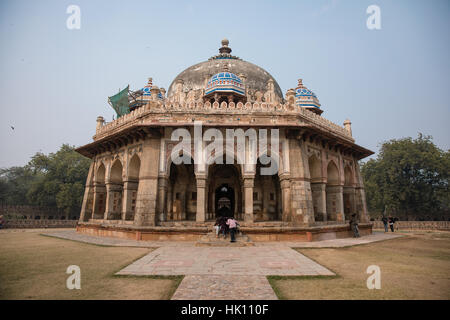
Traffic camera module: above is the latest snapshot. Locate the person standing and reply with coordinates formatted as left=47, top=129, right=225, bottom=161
left=388, top=217, right=395, bottom=232
left=226, top=217, right=238, bottom=243
left=349, top=214, right=360, bottom=238
left=219, top=216, right=228, bottom=238
left=381, top=216, right=389, bottom=233
left=214, top=217, right=221, bottom=238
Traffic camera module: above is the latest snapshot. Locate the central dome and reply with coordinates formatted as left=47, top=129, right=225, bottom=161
left=167, top=39, right=283, bottom=101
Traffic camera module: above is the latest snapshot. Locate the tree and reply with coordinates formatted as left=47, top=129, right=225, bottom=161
left=361, top=134, right=449, bottom=220
left=26, top=144, right=90, bottom=214
left=0, top=166, right=35, bottom=205
left=0, top=144, right=90, bottom=216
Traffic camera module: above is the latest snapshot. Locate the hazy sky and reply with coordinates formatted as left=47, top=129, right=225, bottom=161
left=0, top=0, right=449, bottom=168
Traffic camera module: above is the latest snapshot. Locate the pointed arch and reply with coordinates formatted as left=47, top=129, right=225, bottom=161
left=96, top=162, right=106, bottom=184
left=254, top=155, right=281, bottom=221
left=124, top=154, right=141, bottom=221
left=167, top=155, right=196, bottom=221
left=93, top=162, right=107, bottom=219
left=326, top=160, right=341, bottom=222
left=344, top=165, right=353, bottom=186
left=326, top=160, right=339, bottom=185
left=106, top=159, right=124, bottom=220
left=110, top=159, right=123, bottom=184
left=308, top=155, right=322, bottom=182
left=309, top=155, right=325, bottom=222
left=128, top=154, right=141, bottom=181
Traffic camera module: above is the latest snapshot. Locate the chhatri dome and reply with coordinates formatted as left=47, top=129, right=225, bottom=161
left=167, top=39, right=284, bottom=103
left=295, top=79, right=322, bottom=115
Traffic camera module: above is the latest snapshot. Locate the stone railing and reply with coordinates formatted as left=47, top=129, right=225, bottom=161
left=94, top=100, right=354, bottom=142
left=3, top=219, right=78, bottom=229
left=372, top=220, right=450, bottom=231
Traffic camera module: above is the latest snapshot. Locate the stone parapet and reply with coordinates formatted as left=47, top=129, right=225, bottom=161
left=94, top=100, right=354, bottom=142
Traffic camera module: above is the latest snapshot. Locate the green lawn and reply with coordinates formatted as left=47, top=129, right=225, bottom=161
left=0, top=230, right=182, bottom=299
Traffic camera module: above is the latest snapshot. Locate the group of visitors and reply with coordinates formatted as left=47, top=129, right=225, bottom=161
left=381, top=216, right=398, bottom=232
left=214, top=216, right=239, bottom=243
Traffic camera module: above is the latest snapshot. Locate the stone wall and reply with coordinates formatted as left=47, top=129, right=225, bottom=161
left=3, top=219, right=78, bottom=229
left=0, top=204, right=79, bottom=220
left=372, top=220, right=450, bottom=231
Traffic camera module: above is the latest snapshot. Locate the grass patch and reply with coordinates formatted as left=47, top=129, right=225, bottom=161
left=269, top=232, right=450, bottom=300
left=0, top=231, right=179, bottom=299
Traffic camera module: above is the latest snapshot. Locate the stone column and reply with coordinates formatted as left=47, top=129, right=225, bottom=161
left=79, top=162, right=94, bottom=222
left=234, top=187, right=238, bottom=217
left=261, top=178, right=267, bottom=220
left=196, top=175, right=206, bottom=222
left=122, top=181, right=138, bottom=221
left=104, top=183, right=115, bottom=220
left=336, top=185, right=344, bottom=223
left=156, top=177, right=168, bottom=222
left=319, top=183, right=327, bottom=222
left=354, top=162, right=369, bottom=223
left=211, top=188, right=215, bottom=218
left=180, top=185, right=187, bottom=220
left=287, top=139, right=315, bottom=226
left=243, top=177, right=254, bottom=222
left=355, top=187, right=369, bottom=223
left=311, top=183, right=327, bottom=222
left=92, top=184, right=106, bottom=219
left=326, top=185, right=344, bottom=222
left=280, top=177, right=291, bottom=222
left=134, top=138, right=160, bottom=226
left=166, top=183, right=173, bottom=220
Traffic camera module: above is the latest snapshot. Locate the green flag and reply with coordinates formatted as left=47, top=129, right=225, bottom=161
left=108, top=85, right=130, bottom=118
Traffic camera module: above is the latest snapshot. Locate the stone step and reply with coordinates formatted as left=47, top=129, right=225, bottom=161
left=159, top=220, right=290, bottom=228
left=196, top=232, right=254, bottom=247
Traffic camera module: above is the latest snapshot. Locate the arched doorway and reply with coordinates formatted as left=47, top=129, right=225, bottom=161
left=215, top=184, right=234, bottom=218
left=343, top=165, right=355, bottom=221
left=308, top=155, right=326, bottom=222
left=93, top=163, right=106, bottom=219
left=326, top=160, right=340, bottom=222
left=166, top=156, right=196, bottom=221
left=107, top=159, right=124, bottom=220
left=253, top=157, right=281, bottom=221
left=207, top=161, right=243, bottom=220
left=125, top=154, right=140, bottom=221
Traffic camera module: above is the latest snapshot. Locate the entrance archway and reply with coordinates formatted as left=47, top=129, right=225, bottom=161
left=215, top=184, right=234, bottom=217
left=207, top=161, right=243, bottom=220
left=167, top=157, right=196, bottom=221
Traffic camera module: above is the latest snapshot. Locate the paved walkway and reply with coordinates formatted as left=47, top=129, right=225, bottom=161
left=172, top=275, right=277, bottom=300
left=116, top=246, right=335, bottom=276
left=40, top=229, right=402, bottom=248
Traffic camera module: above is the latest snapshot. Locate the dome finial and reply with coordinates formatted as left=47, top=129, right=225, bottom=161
left=219, top=38, right=232, bottom=54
